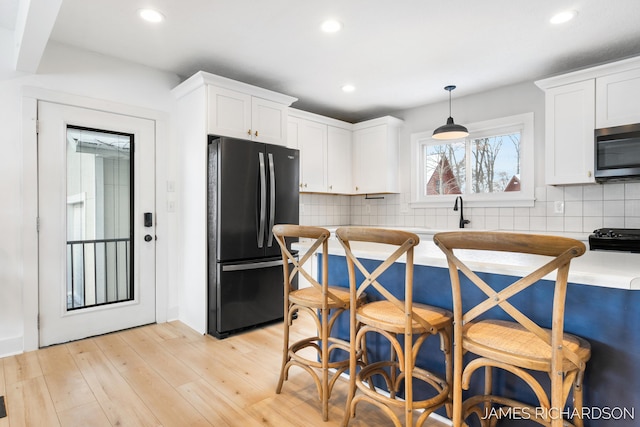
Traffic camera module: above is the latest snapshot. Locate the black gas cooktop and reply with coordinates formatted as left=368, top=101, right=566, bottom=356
left=589, top=228, right=640, bottom=253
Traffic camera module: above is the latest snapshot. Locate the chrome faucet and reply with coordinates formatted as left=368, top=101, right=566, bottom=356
left=453, top=196, right=470, bottom=228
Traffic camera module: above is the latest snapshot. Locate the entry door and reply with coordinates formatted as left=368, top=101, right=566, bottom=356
left=38, top=101, right=156, bottom=347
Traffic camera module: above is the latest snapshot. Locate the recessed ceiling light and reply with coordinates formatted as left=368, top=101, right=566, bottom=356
left=321, top=19, right=342, bottom=33
left=341, top=84, right=355, bottom=93
left=550, top=10, right=577, bottom=24
left=138, top=8, right=165, bottom=23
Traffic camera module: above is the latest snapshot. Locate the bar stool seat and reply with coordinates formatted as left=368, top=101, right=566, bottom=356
left=289, top=286, right=350, bottom=309
left=357, top=301, right=452, bottom=333
left=464, top=319, right=591, bottom=372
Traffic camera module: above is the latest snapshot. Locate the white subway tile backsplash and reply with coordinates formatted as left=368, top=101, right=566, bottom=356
left=603, top=217, right=625, bottom=228
left=625, top=199, right=640, bottom=216
left=546, top=186, right=564, bottom=201
left=529, top=216, right=546, bottom=231
left=565, top=201, right=583, bottom=216
left=583, top=185, right=603, bottom=201
left=626, top=182, right=640, bottom=199
left=604, top=183, right=625, bottom=200
left=564, top=186, right=583, bottom=201
left=583, top=216, right=603, bottom=232
left=626, top=217, right=640, bottom=228
left=564, top=217, right=583, bottom=233
left=583, top=200, right=603, bottom=217
left=546, top=216, right=564, bottom=232
left=604, top=200, right=625, bottom=217
left=299, top=183, right=639, bottom=234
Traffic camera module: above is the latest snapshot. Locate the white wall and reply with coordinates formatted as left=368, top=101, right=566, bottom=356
left=0, top=28, right=182, bottom=356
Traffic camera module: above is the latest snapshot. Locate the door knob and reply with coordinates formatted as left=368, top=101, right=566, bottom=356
left=144, top=234, right=153, bottom=242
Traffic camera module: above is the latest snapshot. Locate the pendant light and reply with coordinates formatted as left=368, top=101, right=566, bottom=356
left=432, top=85, right=468, bottom=140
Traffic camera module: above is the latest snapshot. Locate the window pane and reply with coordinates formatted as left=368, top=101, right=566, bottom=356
left=470, top=132, right=521, bottom=194
left=66, top=126, right=133, bottom=310
left=423, top=141, right=465, bottom=195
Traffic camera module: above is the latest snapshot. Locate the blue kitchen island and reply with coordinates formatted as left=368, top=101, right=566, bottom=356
left=296, top=234, right=640, bottom=426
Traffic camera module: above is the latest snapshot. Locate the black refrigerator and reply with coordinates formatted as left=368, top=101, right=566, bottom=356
left=207, top=135, right=299, bottom=338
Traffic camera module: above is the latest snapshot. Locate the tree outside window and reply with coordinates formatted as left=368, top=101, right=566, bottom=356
left=421, top=131, right=521, bottom=197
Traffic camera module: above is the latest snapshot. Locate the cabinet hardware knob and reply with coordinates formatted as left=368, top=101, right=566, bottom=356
left=356, top=186, right=359, bottom=191
left=247, top=129, right=252, bottom=135
left=255, top=130, right=259, bottom=137
left=299, top=183, right=303, bottom=188
left=304, top=183, right=307, bottom=188
left=329, top=185, right=333, bottom=190
left=588, top=171, right=592, bottom=177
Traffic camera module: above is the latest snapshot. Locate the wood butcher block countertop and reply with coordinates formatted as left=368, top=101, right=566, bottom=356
left=294, top=227, right=640, bottom=291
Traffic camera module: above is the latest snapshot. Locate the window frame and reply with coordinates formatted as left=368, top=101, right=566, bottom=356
left=410, top=112, right=534, bottom=208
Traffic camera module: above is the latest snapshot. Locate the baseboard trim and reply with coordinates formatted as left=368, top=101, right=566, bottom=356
left=0, top=336, right=24, bottom=358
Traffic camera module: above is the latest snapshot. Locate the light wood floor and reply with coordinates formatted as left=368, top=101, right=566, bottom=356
left=0, top=315, right=451, bottom=427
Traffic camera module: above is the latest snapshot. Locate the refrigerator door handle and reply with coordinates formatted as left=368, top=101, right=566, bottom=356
left=267, top=153, right=276, bottom=247
left=258, top=152, right=266, bottom=248
left=222, top=258, right=293, bottom=271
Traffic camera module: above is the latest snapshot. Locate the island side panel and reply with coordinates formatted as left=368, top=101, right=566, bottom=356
left=325, top=254, right=640, bottom=426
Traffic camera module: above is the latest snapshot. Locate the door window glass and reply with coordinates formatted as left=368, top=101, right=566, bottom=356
left=66, top=126, right=134, bottom=310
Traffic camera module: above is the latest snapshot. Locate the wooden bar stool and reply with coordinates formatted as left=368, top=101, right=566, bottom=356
left=433, top=231, right=591, bottom=427
left=272, top=224, right=353, bottom=421
left=336, top=226, right=452, bottom=427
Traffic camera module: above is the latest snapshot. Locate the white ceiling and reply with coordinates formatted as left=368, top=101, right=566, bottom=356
left=4, top=0, right=640, bottom=122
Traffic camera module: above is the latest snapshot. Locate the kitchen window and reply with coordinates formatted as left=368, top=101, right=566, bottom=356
left=410, top=112, right=534, bottom=207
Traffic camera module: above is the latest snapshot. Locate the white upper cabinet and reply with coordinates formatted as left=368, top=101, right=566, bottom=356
left=352, top=116, right=402, bottom=194
left=536, top=55, right=640, bottom=185
left=543, top=80, right=596, bottom=185
left=288, top=109, right=353, bottom=194
left=596, top=67, right=640, bottom=128
left=290, top=115, right=327, bottom=192
left=207, top=86, right=252, bottom=139
left=327, top=126, right=352, bottom=194
left=208, top=86, right=291, bottom=145
left=174, top=71, right=297, bottom=146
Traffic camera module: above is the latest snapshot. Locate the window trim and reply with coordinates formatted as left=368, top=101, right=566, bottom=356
left=410, top=112, right=535, bottom=208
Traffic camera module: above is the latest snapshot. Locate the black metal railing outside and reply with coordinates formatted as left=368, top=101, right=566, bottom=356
left=66, top=237, right=132, bottom=310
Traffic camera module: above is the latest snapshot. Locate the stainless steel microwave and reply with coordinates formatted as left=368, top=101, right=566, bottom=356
left=595, top=123, right=640, bottom=182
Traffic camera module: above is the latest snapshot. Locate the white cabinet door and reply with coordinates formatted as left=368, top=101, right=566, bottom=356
left=352, top=123, right=399, bottom=194
left=251, top=97, right=288, bottom=145
left=596, top=67, right=640, bottom=128
left=208, top=86, right=288, bottom=145
left=327, top=126, right=352, bottom=194
left=296, top=117, right=327, bottom=192
left=207, top=85, right=252, bottom=139
left=544, top=80, right=596, bottom=185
